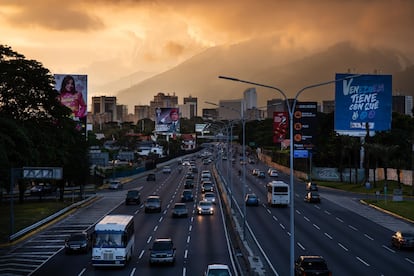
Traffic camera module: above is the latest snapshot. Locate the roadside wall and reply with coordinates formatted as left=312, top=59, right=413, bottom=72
left=258, top=152, right=413, bottom=186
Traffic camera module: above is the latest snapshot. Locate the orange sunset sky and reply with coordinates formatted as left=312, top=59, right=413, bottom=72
left=1, top=0, right=413, bottom=105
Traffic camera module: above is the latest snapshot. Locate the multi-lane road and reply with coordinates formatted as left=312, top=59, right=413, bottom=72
left=1, top=155, right=237, bottom=276
left=217, top=149, right=414, bottom=276
left=2, top=146, right=414, bottom=276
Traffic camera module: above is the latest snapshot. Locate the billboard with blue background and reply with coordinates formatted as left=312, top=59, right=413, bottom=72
left=335, top=73, right=392, bottom=136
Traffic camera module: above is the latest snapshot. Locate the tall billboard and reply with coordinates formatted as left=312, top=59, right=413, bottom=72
left=335, top=73, right=392, bottom=136
left=273, top=112, right=288, bottom=143
left=293, top=101, right=317, bottom=150
left=155, top=107, right=180, bottom=133
left=54, top=74, right=88, bottom=133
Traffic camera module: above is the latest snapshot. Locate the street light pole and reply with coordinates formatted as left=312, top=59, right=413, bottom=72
left=219, top=74, right=360, bottom=276
left=206, top=101, right=247, bottom=239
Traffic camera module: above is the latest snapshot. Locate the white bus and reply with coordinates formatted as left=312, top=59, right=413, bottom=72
left=92, top=214, right=134, bottom=267
left=267, top=181, right=290, bottom=206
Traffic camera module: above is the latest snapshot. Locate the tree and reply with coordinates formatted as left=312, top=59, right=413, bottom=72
left=0, top=45, right=88, bottom=202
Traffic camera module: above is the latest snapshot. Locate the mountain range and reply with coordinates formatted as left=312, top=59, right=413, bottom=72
left=114, top=38, right=414, bottom=113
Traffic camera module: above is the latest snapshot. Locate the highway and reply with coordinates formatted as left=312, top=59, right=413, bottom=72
left=217, top=147, right=414, bottom=276
left=2, top=145, right=414, bottom=276
left=1, top=154, right=237, bottom=276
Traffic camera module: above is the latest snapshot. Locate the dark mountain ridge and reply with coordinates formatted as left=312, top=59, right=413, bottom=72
left=115, top=39, right=413, bottom=112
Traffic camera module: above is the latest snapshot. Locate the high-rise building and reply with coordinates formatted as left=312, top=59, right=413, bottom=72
left=183, top=96, right=198, bottom=118
left=266, top=99, right=286, bottom=118
left=149, top=92, right=178, bottom=121
left=393, top=95, right=413, bottom=116
left=91, top=96, right=117, bottom=118
left=244, top=88, right=257, bottom=110
left=134, top=105, right=150, bottom=120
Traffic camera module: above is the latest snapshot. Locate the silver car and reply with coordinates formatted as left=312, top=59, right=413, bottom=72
left=197, top=200, right=214, bottom=215
left=203, top=192, right=216, bottom=204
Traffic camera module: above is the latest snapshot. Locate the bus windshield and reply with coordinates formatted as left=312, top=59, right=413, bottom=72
left=94, top=231, right=124, bottom=248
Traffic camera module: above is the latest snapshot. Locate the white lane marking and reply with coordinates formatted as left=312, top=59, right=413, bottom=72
left=338, top=243, right=349, bottom=251
left=78, top=268, right=86, bottom=276
left=324, top=233, right=333, bottom=240
left=139, top=249, right=145, bottom=259
left=364, top=234, right=374, bottom=241
left=313, top=224, right=320, bottom=230
left=146, top=236, right=152, bottom=244
left=336, top=217, right=344, bottom=222
left=297, top=242, right=306, bottom=250
left=382, top=245, right=395, bottom=253
left=130, top=267, right=136, bottom=276
left=304, top=216, right=310, bottom=222
left=272, top=216, right=278, bottom=221
left=324, top=210, right=331, bottom=215
left=356, top=256, right=370, bottom=266
left=405, top=258, right=414, bottom=265
left=348, top=225, right=358, bottom=231
left=153, top=225, right=158, bottom=232
left=279, top=223, right=285, bottom=230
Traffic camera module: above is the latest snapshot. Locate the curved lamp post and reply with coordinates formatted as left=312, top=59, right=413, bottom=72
left=218, top=74, right=360, bottom=276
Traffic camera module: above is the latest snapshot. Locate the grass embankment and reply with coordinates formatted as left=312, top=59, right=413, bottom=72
left=317, top=179, right=414, bottom=222
left=0, top=200, right=73, bottom=245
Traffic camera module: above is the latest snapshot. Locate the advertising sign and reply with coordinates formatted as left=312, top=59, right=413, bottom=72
left=195, top=123, right=209, bottom=133
left=54, top=74, right=88, bottom=134
left=155, top=107, right=180, bottom=133
left=273, top=112, right=288, bottom=143
left=335, top=74, right=392, bottom=136
left=293, top=101, right=317, bottom=150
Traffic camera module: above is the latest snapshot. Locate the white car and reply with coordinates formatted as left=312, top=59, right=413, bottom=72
left=108, top=180, right=122, bottom=190
left=269, top=169, right=279, bottom=177
left=205, top=264, right=232, bottom=276
left=162, top=166, right=172, bottom=173
left=197, top=200, right=214, bottom=215
left=203, top=192, right=216, bottom=204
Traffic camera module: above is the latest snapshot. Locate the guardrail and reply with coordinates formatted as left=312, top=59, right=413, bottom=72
left=9, top=195, right=97, bottom=242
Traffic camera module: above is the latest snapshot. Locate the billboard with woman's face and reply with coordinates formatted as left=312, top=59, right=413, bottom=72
left=54, top=74, right=88, bottom=133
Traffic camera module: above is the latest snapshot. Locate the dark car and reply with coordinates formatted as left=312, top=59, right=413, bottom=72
left=201, top=182, right=214, bottom=193
left=146, top=173, right=156, bottom=181
left=304, top=192, right=321, bottom=203
left=184, top=179, right=194, bottom=189
left=149, top=238, right=176, bottom=265
left=125, top=189, right=141, bottom=205
left=294, top=255, right=331, bottom=276
left=391, top=231, right=414, bottom=249
left=64, top=232, right=91, bottom=254
left=185, top=172, right=195, bottom=180
left=257, top=171, right=266, bottom=179
left=181, top=189, right=194, bottom=202
left=30, top=183, right=55, bottom=196
left=306, top=182, right=318, bottom=191
left=144, top=195, right=162, bottom=213
left=172, top=203, right=189, bottom=218
left=245, top=193, right=259, bottom=206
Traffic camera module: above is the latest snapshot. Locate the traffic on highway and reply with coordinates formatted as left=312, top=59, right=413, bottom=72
left=1, top=143, right=414, bottom=276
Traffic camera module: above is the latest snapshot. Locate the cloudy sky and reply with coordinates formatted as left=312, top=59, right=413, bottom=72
left=1, top=0, right=413, bottom=106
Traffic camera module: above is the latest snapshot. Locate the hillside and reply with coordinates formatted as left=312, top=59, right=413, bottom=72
left=115, top=39, right=413, bottom=112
